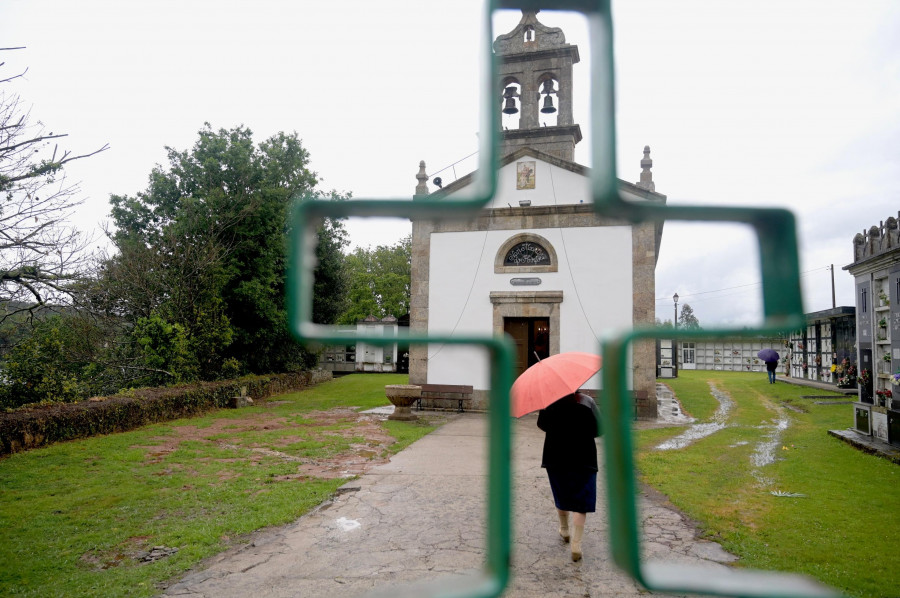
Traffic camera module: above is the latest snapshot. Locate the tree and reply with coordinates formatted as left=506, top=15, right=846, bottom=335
left=0, top=52, right=108, bottom=325
left=0, top=313, right=112, bottom=407
left=104, top=123, right=346, bottom=378
left=338, top=236, right=410, bottom=324
left=679, top=303, right=701, bottom=330
left=312, top=204, right=349, bottom=325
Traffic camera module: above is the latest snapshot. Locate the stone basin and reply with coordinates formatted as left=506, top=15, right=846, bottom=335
left=385, top=384, right=421, bottom=421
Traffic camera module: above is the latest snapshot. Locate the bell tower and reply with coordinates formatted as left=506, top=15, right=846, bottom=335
left=494, top=10, right=582, bottom=161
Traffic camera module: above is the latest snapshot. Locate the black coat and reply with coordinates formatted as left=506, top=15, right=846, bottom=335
left=537, top=393, right=599, bottom=473
left=766, top=360, right=778, bottom=372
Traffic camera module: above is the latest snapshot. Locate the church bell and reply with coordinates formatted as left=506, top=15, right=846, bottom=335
left=540, top=95, right=556, bottom=114
left=502, top=86, right=519, bottom=115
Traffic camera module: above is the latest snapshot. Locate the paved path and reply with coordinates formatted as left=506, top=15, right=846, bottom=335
left=162, top=414, right=736, bottom=597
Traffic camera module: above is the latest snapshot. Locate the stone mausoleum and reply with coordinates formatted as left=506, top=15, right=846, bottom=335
left=408, top=11, right=666, bottom=418
left=846, top=214, right=900, bottom=447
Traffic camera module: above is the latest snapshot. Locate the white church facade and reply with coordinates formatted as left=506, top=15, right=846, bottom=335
left=408, top=11, right=665, bottom=418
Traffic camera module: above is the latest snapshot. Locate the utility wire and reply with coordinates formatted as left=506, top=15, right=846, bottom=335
left=426, top=204, right=493, bottom=360
left=656, top=266, right=831, bottom=303
left=550, top=165, right=601, bottom=341
left=426, top=150, right=479, bottom=182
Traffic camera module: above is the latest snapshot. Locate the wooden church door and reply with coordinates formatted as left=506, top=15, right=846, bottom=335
left=504, top=317, right=550, bottom=380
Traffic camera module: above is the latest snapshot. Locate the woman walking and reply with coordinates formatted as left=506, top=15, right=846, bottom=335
left=537, top=392, right=600, bottom=562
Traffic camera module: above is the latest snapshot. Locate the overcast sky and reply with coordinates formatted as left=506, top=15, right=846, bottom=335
left=3, top=1, right=899, bottom=328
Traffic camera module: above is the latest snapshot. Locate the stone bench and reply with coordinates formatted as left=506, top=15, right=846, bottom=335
left=416, top=384, right=474, bottom=413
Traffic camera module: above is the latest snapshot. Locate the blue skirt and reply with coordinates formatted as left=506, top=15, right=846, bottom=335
left=546, top=468, right=597, bottom=513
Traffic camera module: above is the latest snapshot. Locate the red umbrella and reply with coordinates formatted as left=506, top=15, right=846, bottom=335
left=510, top=351, right=602, bottom=417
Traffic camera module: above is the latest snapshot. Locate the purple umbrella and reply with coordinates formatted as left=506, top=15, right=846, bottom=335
left=758, top=348, right=780, bottom=362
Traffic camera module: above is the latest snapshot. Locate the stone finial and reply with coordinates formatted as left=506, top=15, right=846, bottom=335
left=414, top=160, right=429, bottom=197
left=636, top=145, right=655, bottom=191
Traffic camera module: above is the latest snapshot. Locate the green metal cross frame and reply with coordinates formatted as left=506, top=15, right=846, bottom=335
left=287, top=1, right=843, bottom=596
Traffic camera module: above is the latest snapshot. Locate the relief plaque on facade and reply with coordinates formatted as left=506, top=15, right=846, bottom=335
left=516, top=161, right=536, bottom=189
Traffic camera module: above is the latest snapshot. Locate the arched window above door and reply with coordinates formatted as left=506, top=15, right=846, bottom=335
left=495, top=233, right=558, bottom=274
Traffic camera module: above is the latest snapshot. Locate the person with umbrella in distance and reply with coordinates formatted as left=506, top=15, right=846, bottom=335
left=759, top=348, right=780, bottom=384
left=511, top=352, right=602, bottom=562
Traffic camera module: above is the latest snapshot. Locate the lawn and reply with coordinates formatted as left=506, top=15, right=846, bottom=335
left=0, top=373, right=438, bottom=598
left=640, top=371, right=898, bottom=598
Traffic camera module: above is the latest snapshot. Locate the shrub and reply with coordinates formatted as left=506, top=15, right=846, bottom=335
left=0, top=370, right=331, bottom=455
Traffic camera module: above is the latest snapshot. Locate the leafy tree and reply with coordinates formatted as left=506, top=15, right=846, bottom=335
left=132, top=314, right=194, bottom=384
left=0, top=52, right=108, bottom=325
left=0, top=315, right=99, bottom=407
left=104, top=123, right=346, bottom=378
left=312, top=204, right=349, bottom=325
left=679, top=303, right=701, bottom=330
left=339, top=236, right=410, bottom=324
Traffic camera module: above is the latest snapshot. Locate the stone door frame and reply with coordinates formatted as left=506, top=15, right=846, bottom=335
left=490, top=291, right=563, bottom=357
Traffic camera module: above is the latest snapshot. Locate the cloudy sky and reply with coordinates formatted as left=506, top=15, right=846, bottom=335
left=3, top=0, right=899, bottom=328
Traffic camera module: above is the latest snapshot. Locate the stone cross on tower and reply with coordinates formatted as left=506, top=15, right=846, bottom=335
left=493, top=10, right=582, bottom=161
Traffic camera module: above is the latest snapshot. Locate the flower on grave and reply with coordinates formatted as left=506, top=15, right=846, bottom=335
left=859, top=369, right=872, bottom=385
left=891, top=372, right=900, bottom=386
left=831, top=364, right=837, bottom=373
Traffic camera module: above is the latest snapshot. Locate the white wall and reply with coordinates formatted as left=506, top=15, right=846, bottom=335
left=486, top=159, right=589, bottom=209
left=426, top=226, right=633, bottom=390
left=355, top=323, right=398, bottom=372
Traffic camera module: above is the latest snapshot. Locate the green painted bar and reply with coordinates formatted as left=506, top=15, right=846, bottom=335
left=285, top=0, right=842, bottom=596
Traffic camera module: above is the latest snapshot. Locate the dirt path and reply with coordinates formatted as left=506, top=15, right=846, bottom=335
left=132, top=406, right=428, bottom=480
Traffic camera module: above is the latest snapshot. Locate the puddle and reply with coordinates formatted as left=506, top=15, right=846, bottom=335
left=360, top=405, right=395, bottom=416
left=335, top=517, right=361, bottom=532
left=654, top=383, right=795, bottom=491
left=655, top=383, right=733, bottom=450
left=749, top=401, right=791, bottom=488
left=656, top=383, right=695, bottom=425
left=750, top=416, right=789, bottom=468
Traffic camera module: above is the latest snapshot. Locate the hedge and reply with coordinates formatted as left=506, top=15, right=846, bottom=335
left=0, top=370, right=332, bottom=455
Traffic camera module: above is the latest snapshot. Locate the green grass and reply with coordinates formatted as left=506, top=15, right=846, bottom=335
left=0, top=373, right=437, bottom=597
left=645, top=371, right=899, bottom=598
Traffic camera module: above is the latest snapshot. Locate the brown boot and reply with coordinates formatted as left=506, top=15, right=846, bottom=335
left=557, top=511, right=570, bottom=542
left=571, top=524, right=584, bottom=562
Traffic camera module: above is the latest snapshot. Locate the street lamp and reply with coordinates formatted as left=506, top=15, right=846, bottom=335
left=673, top=293, right=680, bottom=377
left=673, top=293, right=679, bottom=329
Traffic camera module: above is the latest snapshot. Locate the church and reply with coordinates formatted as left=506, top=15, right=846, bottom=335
left=408, top=11, right=666, bottom=418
